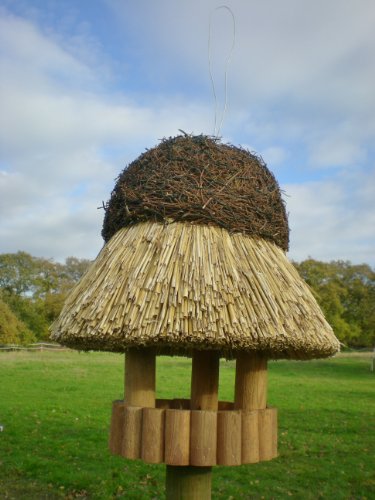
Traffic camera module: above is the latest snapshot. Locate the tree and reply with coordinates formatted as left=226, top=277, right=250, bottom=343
left=0, top=297, right=35, bottom=345
left=294, top=259, right=375, bottom=348
left=0, top=252, right=91, bottom=342
left=0, top=252, right=38, bottom=296
left=63, top=257, right=91, bottom=284
left=1, top=291, right=49, bottom=340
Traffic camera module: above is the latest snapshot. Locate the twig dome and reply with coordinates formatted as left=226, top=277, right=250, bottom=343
left=51, top=135, right=340, bottom=359
left=102, top=135, right=289, bottom=251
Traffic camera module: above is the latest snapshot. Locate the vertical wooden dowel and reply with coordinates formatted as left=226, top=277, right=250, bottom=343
left=234, top=352, right=267, bottom=410
left=165, top=409, right=191, bottom=465
left=216, top=410, right=242, bottom=465
left=259, top=407, right=278, bottom=461
left=122, top=406, right=142, bottom=459
left=190, top=410, right=217, bottom=466
left=234, top=352, right=268, bottom=464
left=141, top=408, right=165, bottom=463
left=166, top=349, right=220, bottom=500
left=109, top=400, right=125, bottom=455
left=125, top=348, right=156, bottom=407
left=166, top=466, right=212, bottom=500
left=191, top=350, right=220, bottom=411
left=122, top=348, right=156, bottom=462
left=241, top=410, right=259, bottom=464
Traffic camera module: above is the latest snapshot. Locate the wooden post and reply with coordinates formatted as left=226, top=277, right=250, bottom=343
left=216, top=410, right=242, bottom=465
left=258, top=407, right=278, bottom=461
left=141, top=408, right=165, bottom=463
left=235, top=352, right=267, bottom=464
left=190, top=410, right=217, bottom=466
left=191, top=350, right=219, bottom=410
left=122, top=348, right=156, bottom=461
left=125, top=348, right=156, bottom=407
left=109, top=400, right=125, bottom=455
left=166, top=349, right=220, bottom=500
left=234, top=352, right=267, bottom=410
left=241, top=410, right=260, bottom=463
left=122, top=406, right=142, bottom=459
left=166, top=466, right=212, bottom=500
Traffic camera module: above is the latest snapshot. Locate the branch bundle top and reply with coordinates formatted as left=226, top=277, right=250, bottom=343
left=102, top=134, right=289, bottom=251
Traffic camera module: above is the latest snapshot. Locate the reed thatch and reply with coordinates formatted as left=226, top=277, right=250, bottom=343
left=51, top=221, right=340, bottom=360
left=102, top=135, right=289, bottom=251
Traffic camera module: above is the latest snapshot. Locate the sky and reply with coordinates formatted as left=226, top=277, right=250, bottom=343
left=0, top=0, right=374, bottom=266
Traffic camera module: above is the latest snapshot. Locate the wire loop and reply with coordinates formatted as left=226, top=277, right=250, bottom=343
left=208, top=5, right=236, bottom=137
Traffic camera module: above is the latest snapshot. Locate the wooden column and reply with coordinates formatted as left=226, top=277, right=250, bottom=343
left=234, top=352, right=267, bottom=410
left=141, top=408, right=165, bottom=463
left=166, top=349, right=220, bottom=500
left=125, top=348, right=156, bottom=407
left=191, top=350, right=219, bottom=410
left=235, top=352, right=267, bottom=464
left=166, top=466, right=212, bottom=500
left=122, top=348, right=156, bottom=460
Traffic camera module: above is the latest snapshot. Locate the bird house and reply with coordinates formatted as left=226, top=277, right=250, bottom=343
left=51, top=135, right=340, bottom=498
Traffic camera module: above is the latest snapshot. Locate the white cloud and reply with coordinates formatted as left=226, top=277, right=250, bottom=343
left=0, top=8, right=212, bottom=260
left=285, top=166, right=375, bottom=264
left=260, top=146, right=287, bottom=166
left=109, top=0, right=375, bottom=167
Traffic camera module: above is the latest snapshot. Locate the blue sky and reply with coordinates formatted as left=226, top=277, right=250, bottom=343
left=0, top=0, right=374, bottom=265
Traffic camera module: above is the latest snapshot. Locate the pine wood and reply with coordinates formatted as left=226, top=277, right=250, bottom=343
left=190, top=350, right=220, bottom=411
left=166, top=466, right=212, bottom=500
left=217, top=410, right=242, bottom=466
left=190, top=410, right=217, bottom=466
left=259, top=408, right=278, bottom=461
left=166, top=350, right=219, bottom=499
left=125, top=348, right=156, bottom=407
left=235, top=353, right=270, bottom=464
left=241, top=410, right=260, bottom=464
left=234, top=353, right=268, bottom=410
left=108, top=400, right=125, bottom=455
left=141, top=408, right=165, bottom=464
left=164, top=409, right=190, bottom=465
left=122, top=406, right=142, bottom=459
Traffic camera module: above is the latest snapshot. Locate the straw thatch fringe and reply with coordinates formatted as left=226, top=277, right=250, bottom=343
left=51, top=222, right=340, bottom=360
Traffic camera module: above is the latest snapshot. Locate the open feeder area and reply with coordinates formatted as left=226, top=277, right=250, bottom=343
left=109, top=349, right=277, bottom=468
left=51, top=135, right=340, bottom=499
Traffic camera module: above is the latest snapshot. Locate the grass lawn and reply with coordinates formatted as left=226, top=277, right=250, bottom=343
left=0, top=351, right=374, bottom=499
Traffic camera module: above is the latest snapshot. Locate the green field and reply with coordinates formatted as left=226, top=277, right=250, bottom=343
left=0, top=351, right=374, bottom=499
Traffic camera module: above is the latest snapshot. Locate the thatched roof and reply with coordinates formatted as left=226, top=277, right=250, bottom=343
left=51, top=221, right=340, bottom=360
left=102, top=135, right=289, bottom=251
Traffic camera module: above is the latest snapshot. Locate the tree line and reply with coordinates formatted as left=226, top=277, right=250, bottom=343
left=0, top=251, right=374, bottom=348
left=0, top=252, right=91, bottom=345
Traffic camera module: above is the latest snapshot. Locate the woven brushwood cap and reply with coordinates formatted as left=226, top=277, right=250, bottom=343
left=51, top=135, right=340, bottom=359
left=102, top=134, right=289, bottom=251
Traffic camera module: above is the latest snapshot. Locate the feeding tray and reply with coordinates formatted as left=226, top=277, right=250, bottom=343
left=109, top=398, right=277, bottom=466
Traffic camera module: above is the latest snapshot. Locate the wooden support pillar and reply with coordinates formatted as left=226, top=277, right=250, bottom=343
left=234, top=352, right=267, bottom=410
left=191, top=350, right=220, bottom=411
left=235, top=352, right=268, bottom=464
left=125, top=348, right=156, bottom=407
left=122, top=348, right=156, bottom=460
left=166, top=349, right=219, bottom=500
left=166, top=466, right=212, bottom=500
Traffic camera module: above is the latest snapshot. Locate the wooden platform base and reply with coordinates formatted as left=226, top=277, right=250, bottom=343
left=109, top=399, right=277, bottom=466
